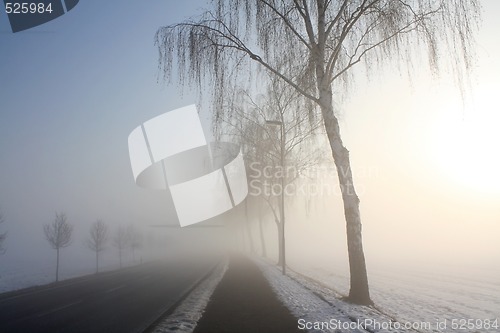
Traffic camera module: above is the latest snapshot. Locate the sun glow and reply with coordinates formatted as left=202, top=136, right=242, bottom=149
left=431, top=86, right=500, bottom=194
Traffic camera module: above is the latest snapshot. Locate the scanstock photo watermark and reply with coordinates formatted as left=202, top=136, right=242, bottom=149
left=297, top=318, right=499, bottom=331
left=248, top=162, right=379, bottom=198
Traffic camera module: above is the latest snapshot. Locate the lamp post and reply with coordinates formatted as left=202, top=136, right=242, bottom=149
left=265, top=119, right=286, bottom=275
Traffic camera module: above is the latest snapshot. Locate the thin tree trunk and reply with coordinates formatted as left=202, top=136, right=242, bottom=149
left=96, top=251, right=99, bottom=274
left=319, top=88, right=372, bottom=305
left=258, top=215, right=267, bottom=257
left=279, top=218, right=285, bottom=273
left=275, top=219, right=284, bottom=266
left=244, top=200, right=255, bottom=253
left=56, top=248, right=60, bottom=282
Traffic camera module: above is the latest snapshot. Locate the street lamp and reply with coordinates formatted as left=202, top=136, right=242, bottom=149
left=265, top=119, right=286, bottom=275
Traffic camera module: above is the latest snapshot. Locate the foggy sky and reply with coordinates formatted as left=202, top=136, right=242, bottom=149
left=0, top=0, right=499, bottom=284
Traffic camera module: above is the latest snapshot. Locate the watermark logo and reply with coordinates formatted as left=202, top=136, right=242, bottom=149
left=128, top=105, right=248, bottom=227
left=248, top=162, right=378, bottom=198
left=3, top=0, right=79, bottom=33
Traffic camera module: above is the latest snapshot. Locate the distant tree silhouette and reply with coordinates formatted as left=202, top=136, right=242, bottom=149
left=85, top=220, right=108, bottom=273
left=0, top=208, right=7, bottom=255
left=126, top=225, right=143, bottom=263
left=112, top=226, right=129, bottom=268
left=44, top=213, right=73, bottom=282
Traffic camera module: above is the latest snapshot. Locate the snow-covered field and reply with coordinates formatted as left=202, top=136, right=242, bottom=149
left=0, top=258, right=101, bottom=293
left=0, top=230, right=225, bottom=293
left=277, top=260, right=500, bottom=332
left=257, top=259, right=403, bottom=333
left=0, top=246, right=183, bottom=293
left=0, top=236, right=171, bottom=293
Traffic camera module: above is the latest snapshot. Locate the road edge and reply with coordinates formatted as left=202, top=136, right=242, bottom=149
left=142, top=258, right=228, bottom=333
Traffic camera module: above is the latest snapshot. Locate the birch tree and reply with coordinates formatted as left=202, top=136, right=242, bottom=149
left=44, top=213, right=73, bottom=282
left=156, top=0, right=480, bottom=304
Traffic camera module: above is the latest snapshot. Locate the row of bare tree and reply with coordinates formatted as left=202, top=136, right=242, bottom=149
left=156, top=0, right=480, bottom=305
left=42, top=212, right=143, bottom=282
left=222, top=76, right=326, bottom=272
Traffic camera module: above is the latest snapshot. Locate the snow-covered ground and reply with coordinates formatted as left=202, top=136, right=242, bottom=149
left=259, top=258, right=500, bottom=333
left=0, top=229, right=227, bottom=293
left=288, top=262, right=500, bottom=332
left=0, top=251, right=149, bottom=293
left=0, top=257, right=109, bottom=293
left=257, top=259, right=415, bottom=333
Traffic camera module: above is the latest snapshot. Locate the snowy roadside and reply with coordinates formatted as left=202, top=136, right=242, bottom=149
left=280, top=261, right=500, bottom=333
left=0, top=261, right=121, bottom=293
left=255, top=258, right=423, bottom=333
left=151, top=260, right=228, bottom=333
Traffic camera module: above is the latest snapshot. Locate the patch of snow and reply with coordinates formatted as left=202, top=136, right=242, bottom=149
left=257, top=257, right=500, bottom=333
left=288, top=262, right=500, bottom=333
left=151, top=260, right=228, bottom=333
left=0, top=256, right=141, bottom=293
left=0, top=245, right=189, bottom=293
left=256, top=258, right=431, bottom=333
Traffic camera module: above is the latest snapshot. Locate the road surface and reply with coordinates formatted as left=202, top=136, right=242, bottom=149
left=0, top=258, right=217, bottom=333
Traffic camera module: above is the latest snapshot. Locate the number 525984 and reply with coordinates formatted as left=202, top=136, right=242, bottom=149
left=5, top=2, right=54, bottom=14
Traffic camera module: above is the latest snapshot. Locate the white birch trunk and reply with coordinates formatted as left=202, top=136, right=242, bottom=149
left=319, top=87, right=371, bottom=304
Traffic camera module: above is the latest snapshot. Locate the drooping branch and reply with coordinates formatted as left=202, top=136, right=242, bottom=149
left=260, top=0, right=312, bottom=50
left=158, top=0, right=480, bottom=108
left=156, top=16, right=319, bottom=109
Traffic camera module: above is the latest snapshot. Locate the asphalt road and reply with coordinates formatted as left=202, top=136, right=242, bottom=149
left=0, top=258, right=217, bottom=333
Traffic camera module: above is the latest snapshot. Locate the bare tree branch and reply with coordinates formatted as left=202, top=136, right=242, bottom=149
left=112, top=225, right=132, bottom=268
left=86, top=220, right=108, bottom=273
left=44, top=212, right=73, bottom=281
left=44, top=213, right=73, bottom=250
